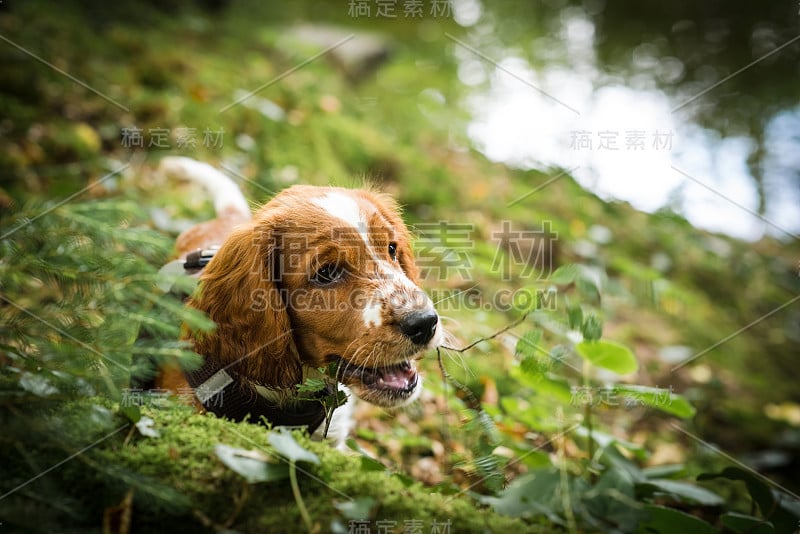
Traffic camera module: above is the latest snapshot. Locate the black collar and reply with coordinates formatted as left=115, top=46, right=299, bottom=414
left=184, top=357, right=333, bottom=434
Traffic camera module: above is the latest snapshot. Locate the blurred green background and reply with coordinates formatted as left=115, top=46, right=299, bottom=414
left=1, top=1, right=799, bottom=532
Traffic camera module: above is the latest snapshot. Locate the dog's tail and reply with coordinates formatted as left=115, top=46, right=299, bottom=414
left=157, top=156, right=251, bottom=220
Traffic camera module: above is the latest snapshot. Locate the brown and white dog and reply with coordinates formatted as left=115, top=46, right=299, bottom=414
left=156, top=157, right=442, bottom=446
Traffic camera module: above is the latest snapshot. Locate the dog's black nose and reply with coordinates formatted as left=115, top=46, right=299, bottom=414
left=400, top=310, right=438, bottom=346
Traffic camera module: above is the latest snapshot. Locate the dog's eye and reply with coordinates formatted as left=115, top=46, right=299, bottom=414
left=388, top=242, right=398, bottom=261
left=313, top=263, right=344, bottom=285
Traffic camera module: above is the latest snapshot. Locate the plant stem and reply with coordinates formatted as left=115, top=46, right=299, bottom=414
left=322, top=402, right=333, bottom=440
left=557, top=407, right=578, bottom=534
left=436, top=349, right=452, bottom=455
left=583, top=360, right=596, bottom=483
left=289, top=460, right=313, bottom=533
left=584, top=401, right=596, bottom=478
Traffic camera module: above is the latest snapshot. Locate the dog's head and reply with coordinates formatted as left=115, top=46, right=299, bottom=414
left=189, top=185, right=440, bottom=407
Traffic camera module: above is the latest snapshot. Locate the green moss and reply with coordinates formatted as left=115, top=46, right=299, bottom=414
left=6, top=399, right=532, bottom=533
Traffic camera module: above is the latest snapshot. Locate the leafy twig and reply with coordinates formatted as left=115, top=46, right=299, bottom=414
left=296, top=362, right=342, bottom=441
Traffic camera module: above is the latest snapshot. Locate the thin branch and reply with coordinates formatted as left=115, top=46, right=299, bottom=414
left=439, top=312, right=531, bottom=353
left=436, top=311, right=533, bottom=410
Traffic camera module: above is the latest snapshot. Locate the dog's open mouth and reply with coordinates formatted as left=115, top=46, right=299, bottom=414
left=337, top=359, right=419, bottom=395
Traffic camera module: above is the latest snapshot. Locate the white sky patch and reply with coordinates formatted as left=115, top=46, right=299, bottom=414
left=462, top=13, right=799, bottom=241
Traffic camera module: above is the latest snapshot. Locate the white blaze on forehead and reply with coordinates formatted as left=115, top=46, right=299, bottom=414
left=311, top=192, right=371, bottom=246
left=362, top=299, right=383, bottom=328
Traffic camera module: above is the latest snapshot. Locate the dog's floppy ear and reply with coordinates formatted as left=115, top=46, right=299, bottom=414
left=187, top=215, right=302, bottom=389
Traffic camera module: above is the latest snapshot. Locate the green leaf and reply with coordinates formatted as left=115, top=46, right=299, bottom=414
left=639, top=479, right=724, bottom=507
left=296, top=377, right=327, bottom=393
left=584, top=469, right=647, bottom=532
left=598, top=443, right=647, bottom=483
left=592, top=466, right=636, bottom=496
left=575, top=340, right=638, bottom=374
left=214, top=444, right=288, bottom=483
left=612, top=385, right=696, bottom=418
left=549, top=264, right=579, bottom=284
left=393, top=473, right=415, bottom=487
left=576, top=275, right=601, bottom=302
left=575, top=428, right=646, bottom=459
left=549, top=344, right=570, bottom=364
left=481, top=468, right=566, bottom=524
left=641, top=464, right=685, bottom=479
left=343, top=435, right=385, bottom=471
left=268, top=429, right=320, bottom=465
left=520, top=355, right=550, bottom=378
left=567, top=304, right=583, bottom=330
left=334, top=497, right=376, bottom=520
left=118, top=404, right=142, bottom=424
left=515, top=329, right=542, bottom=359
left=698, top=467, right=800, bottom=532
left=638, top=504, right=718, bottom=534
left=359, top=455, right=387, bottom=472
left=517, top=330, right=550, bottom=378
left=720, top=512, right=774, bottom=534
left=506, top=367, right=573, bottom=406
left=581, top=313, right=603, bottom=341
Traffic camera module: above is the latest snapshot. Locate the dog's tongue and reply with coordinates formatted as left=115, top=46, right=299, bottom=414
left=378, top=365, right=415, bottom=389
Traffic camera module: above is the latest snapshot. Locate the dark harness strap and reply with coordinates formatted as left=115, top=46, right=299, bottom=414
left=166, top=248, right=330, bottom=434
left=183, top=356, right=331, bottom=433
left=183, top=247, right=219, bottom=272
